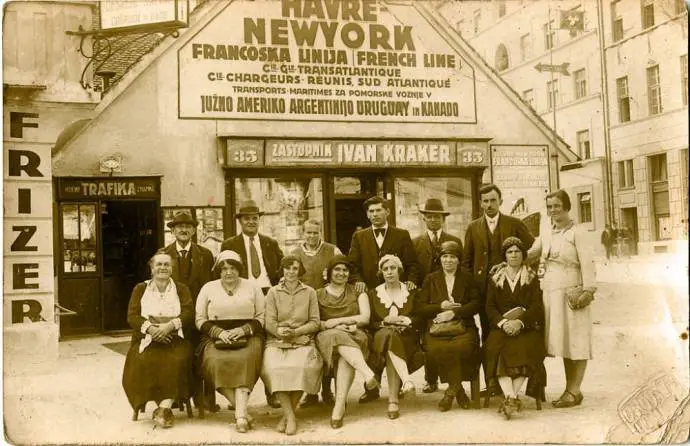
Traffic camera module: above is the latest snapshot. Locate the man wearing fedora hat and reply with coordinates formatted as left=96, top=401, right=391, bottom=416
left=412, top=198, right=463, bottom=394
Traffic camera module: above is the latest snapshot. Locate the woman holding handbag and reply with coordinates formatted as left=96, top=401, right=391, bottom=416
left=195, top=250, right=265, bottom=433
left=531, top=189, right=597, bottom=408
left=368, top=255, right=424, bottom=420
left=484, top=237, right=546, bottom=419
left=417, top=241, right=481, bottom=412
left=261, top=255, right=322, bottom=436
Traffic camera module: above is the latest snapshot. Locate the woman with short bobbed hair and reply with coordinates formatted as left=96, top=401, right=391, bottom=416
left=484, top=237, right=546, bottom=419
left=195, top=250, right=265, bottom=433
left=261, top=255, right=322, bottom=436
left=532, top=189, right=597, bottom=408
left=417, top=241, right=481, bottom=412
left=367, top=254, right=424, bottom=420
left=315, top=255, right=378, bottom=429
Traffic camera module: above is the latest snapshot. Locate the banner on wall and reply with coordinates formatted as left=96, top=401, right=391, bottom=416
left=178, top=0, right=476, bottom=123
left=490, top=145, right=550, bottom=218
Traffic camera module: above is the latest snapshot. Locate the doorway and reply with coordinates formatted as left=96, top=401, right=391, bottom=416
left=101, top=200, right=159, bottom=331
left=621, top=207, right=639, bottom=256
left=332, top=173, right=388, bottom=254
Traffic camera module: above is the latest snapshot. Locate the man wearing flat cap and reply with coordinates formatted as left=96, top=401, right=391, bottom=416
left=412, top=198, right=463, bottom=394
left=163, top=212, right=214, bottom=305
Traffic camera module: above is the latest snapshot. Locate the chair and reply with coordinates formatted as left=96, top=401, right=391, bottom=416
left=132, top=399, right=194, bottom=421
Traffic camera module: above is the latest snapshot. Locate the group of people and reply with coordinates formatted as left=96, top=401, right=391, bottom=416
left=600, top=223, right=635, bottom=259
left=121, top=184, right=597, bottom=433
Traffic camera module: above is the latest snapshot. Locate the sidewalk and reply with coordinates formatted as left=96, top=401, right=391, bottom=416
left=4, top=280, right=688, bottom=444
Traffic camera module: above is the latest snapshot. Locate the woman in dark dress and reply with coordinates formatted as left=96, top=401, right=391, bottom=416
left=484, top=237, right=546, bottom=419
left=368, top=254, right=424, bottom=420
left=195, top=250, right=265, bottom=433
left=122, top=252, right=194, bottom=429
left=315, top=255, right=379, bottom=429
left=417, top=241, right=481, bottom=412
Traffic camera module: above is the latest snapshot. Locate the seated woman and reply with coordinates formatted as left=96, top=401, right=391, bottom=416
left=417, top=241, right=481, bottom=412
left=368, top=254, right=424, bottom=420
left=195, top=250, right=265, bottom=433
left=261, top=255, right=322, bottom=436
left=122, top=252, right=194, bottom=429
left=484, top=237, right=546, bottom=420
left=315, top=255, right=379, bottom=429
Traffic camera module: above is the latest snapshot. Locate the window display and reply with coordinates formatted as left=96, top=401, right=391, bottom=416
left=61, top=203, right=97, bottom=273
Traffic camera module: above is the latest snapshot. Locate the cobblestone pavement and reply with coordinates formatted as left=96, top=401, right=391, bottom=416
left=5, top=272, right=688, bottom=444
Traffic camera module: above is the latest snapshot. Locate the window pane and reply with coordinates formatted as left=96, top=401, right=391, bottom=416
left=79, top=204, right=97, bottom=250
left=626, top=160, right=635, bottom=186
left=62, top=204, right=80, bottom=272
left=394, top=176, right=473, bottom=240
left=195, top=208, right=224, bottom=256
left=235, top=177, right=324, bottom=254
left=163, top=208, right=193, bottom=247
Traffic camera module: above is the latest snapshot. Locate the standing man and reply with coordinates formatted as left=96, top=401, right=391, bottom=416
left=461, top=184, right=535, bottom=344
left=290, top=218, right=342, bottom=407
left=600, top=224, right=615, bottom=260
left=348, top=195, right=420, bottom=403
left=221, top=199, right=284, bottom=408
left=412, top=198, right=463, bottom=394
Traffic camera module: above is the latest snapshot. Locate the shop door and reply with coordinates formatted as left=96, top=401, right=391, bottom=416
left=332, top=173, right=389, bottom=254
left=102, top=200, right=159, bottom=331
left=622, top=207, right=639, bottom=255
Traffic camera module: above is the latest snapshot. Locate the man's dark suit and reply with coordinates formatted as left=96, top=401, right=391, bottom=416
left=461, top=213, right=535, bottom=342
left=348, top=226, right=420, bottom=290
left=162, top=242, right=214, bottom=303
left=412, top=231, right=463, bottom=386
left=220, top=234, right=284, bottom=286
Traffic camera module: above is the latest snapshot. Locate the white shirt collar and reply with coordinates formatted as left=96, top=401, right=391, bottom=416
left=485, top=213, right=500, bottom=226
left=242, top=232, right=259, bottom=242
left=375, top=283, right=409, bottom=309
left=506, top=269, right=521, bottom=292
left=175, top=241, right=191, bottom=252
left=427, top=229, right=441, bottom=240
left=301, top=240, right=323, bottom=256
left=372, top=224, right=389, bottom=232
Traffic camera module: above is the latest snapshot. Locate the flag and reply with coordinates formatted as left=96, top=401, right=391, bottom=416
left=560, top=10, right=585, bottom=34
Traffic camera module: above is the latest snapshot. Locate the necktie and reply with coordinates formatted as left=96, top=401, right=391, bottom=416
left=374, top=228, right=384, bottom=237
left=178, top=250, right=190, bottom=279
left=249, top=237, right=261, bottom=279
left=431, top=231, right=439, bottom=247
left=488, top=219, right=496, bottom=233
left=179, top=250, right=187, bottom=258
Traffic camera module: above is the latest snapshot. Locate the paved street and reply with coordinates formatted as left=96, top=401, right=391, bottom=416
left=5, top=258, right=688, bottom=444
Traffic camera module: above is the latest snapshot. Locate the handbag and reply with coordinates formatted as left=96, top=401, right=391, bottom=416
left=214, top=338, right=248, bottom=350
left=429, top=320, right=466, bottom=337
left=565, top=285, right=594, bottom=310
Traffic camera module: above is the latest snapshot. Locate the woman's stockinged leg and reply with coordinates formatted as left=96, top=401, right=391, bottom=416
left=158, top=399, right=174, bottom=409
left=333, top=358, right=355, bottom=420
left=338, top=346, right=375, bottom=381
left=387, top=351, right=411, bottom=383
left=234, top=387, right=249, bottom=420
left=564, top=359, right=587, bottom=395
left=497, top=376, right=516, bottom=398
left=512, top=376, right=527, bottom=396
left=275, top=392, right=294, bottom=434
left=386, top=357, right=401, bottom=403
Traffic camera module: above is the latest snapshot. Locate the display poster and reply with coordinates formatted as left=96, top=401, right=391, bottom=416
left=178, top=0, right=476, bottom=123
left=100, top=0, right=188, bottom=33
left=491, top=145, right=550, bottom=218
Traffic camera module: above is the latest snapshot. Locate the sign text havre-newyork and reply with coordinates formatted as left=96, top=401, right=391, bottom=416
left=178, top=0, right=476, bottom=123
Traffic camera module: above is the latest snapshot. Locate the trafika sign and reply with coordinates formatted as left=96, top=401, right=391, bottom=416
left=178, top=0, right=476, bottom=123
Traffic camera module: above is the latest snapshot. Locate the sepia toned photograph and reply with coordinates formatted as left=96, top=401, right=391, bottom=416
left=3, top=0, right=688, bottom=443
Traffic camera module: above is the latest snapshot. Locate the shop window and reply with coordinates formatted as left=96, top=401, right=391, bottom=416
left=495, top=44, right=510, bottom=71
left=234, top=176, right=324, bottom=254
left=611, top=1, right=624, bottom=42
left=522, top=89, right=535, bottom=108
left=162, top=207, right=224, bottom=255
left=641, top=0, right=655, bottom=29
left=647, top=65, right=662, bottom=115
left=394, top=176, right=473, bottom=240
left=577, top=192, right=593, bottom=223
left=649, top=153, right=668, bottom=182
left=520, top=33, right=532, bottom=61
left=681, top=54, right=688, bottom=106
left=616, top=76, right=631, bottom=122
left=574, top=69, right=587, bottom=99
left=543, top=20, right=555, bottom=50
left=577, top=129, right=591, bottom=159
left=61, top=203, right=97, bottom=273
left=617, top=159, right=635, bottom=188
left=547, top=79, right=559, bottom=110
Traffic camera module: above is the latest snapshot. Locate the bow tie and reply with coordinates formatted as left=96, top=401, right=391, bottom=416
left=374, top=228, right=385, bottom=237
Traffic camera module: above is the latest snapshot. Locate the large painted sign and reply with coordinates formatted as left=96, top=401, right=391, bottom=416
left=178, top=0, right=476, bottom=123
left=491, top=145, right=550, bottom=216
left=100, top=0, right=188, bottom=33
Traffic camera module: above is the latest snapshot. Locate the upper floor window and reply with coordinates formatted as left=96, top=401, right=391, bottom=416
left=474, top=9, right=481, bottom=34
left=646, top=65, right=662, bottom=115
left=495, top=44, right=510, bottom=71
left=618, top=159, right=635, bottom=188
left=577, top=129, right=592, bottom=159
left=544, top=21, right=555, bottom=50
left=641, top=0, right=655, bottom=29
left=547, top=79, right=559, bottom=110
left=574, top=69, right=587, bottom=99
left=681, top=54, right=688, bottom=106
left=520, top=33, right=532, bottom=61
left=578, top=192, right=593, bottom=223
left=611, top=1, right=624, bottom=42
left=498, top=0, right=507, bottom=17
left=649, top=153, right=668, bottom=182
left=676, top=0, right=688, bottom=15
left=523, top=89, right=535, bottom=108
left=616, top=76, right=631, bottom=122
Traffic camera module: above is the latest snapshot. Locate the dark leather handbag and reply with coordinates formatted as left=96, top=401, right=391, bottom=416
left=214, top=338, right=248, bottom=350
left=429, top=320, right=466, bottom=337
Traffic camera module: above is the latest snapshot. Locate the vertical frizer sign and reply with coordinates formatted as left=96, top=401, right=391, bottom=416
left=178, top=0, right=476, bottom=123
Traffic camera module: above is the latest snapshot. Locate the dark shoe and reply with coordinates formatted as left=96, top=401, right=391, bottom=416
left=299, top=393, right=320, bottom=409
left=153, top=407, right=173, bottom=428
left=365, top=376, right=380, bottom=391
left=267, top=395, right=281, bottom=409
left=423, top=382, right=439, bottom=393
left=438, top=394, right=454, bottom=412
left=552, top=390, right=583, bottom=408
left=387, top=402, right=400, bottom=420
left=152, top=407, right=165, bottom=428
left=455, top=389, right=470, bottom=409
left=321, top=390, right=335, bottom=407
left=359, top=386, right=380, bottom=404
left=330, top=418, right=343, bottom=429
